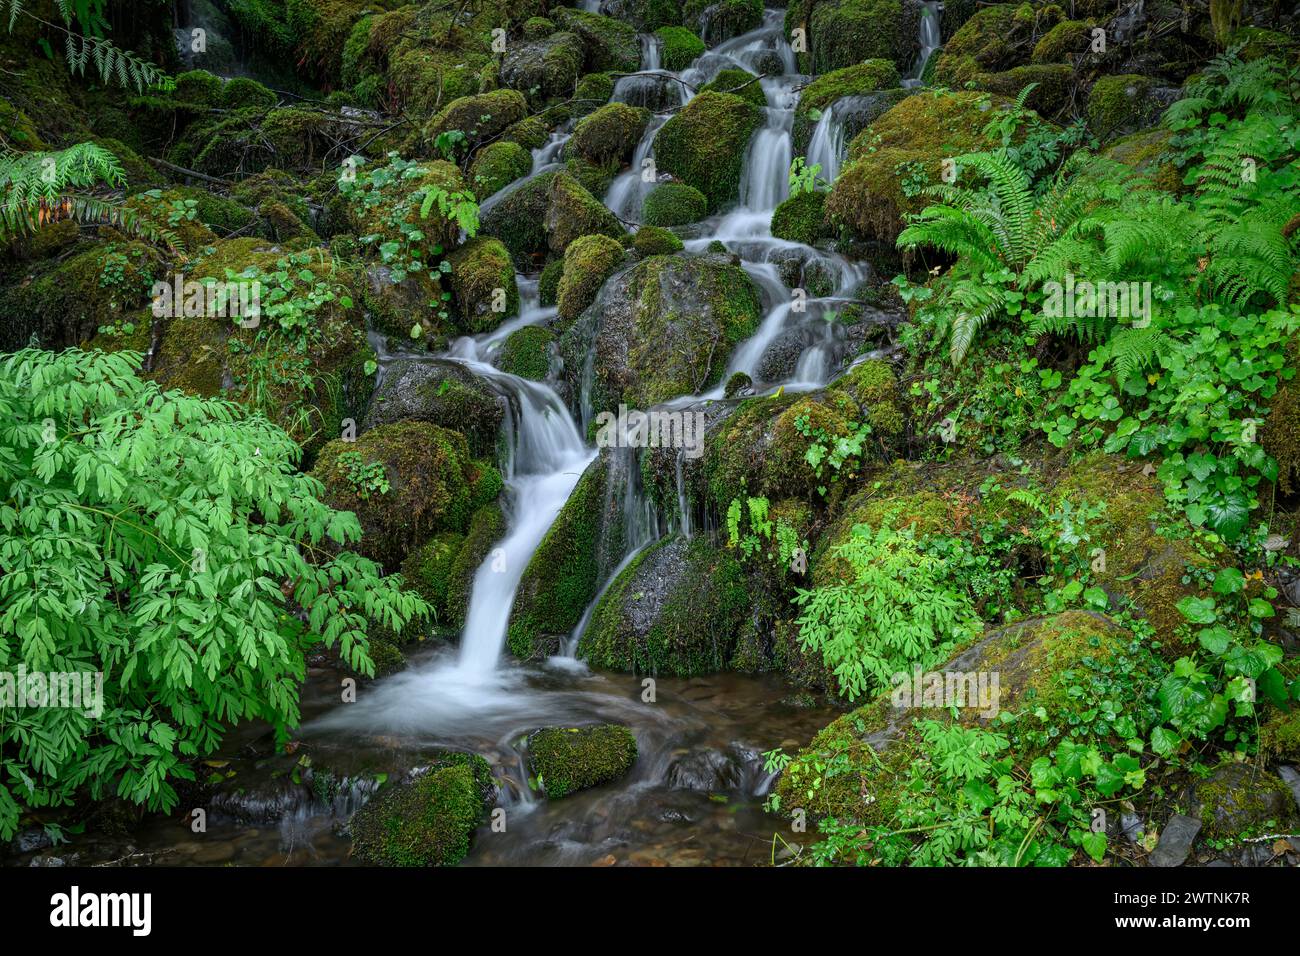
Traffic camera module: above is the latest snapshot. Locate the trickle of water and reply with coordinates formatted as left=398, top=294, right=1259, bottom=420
left=903, top=1, right=943, bottom=88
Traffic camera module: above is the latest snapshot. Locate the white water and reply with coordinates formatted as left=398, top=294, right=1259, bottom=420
left=903, top=1, right=942, bottom=88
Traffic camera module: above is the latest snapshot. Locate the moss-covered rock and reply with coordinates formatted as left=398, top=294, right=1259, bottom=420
left=699, top=68, right=767, bottom=109
left=654, top=25, right=706, bottom=71
left=1260, top=706, right=1300, bottom=764
left=771, top=190, right=829, bottom=246
left=1102, top=127, right=1181, bottom=194
left=507, top=457, right=611, bottom=659
left=641, top=182, right=709, bottom=227
left=569, top=102, right=651, bottom=166
left=311, top=420, right=492, bottom=568
left=349, top=752, right=494, bottom=866
left=632, top=225, right=684, bottom=256
left=481, top=171, right=622, bottom=268
left=556, top=233, right=625, bottom=325
left=833, top=359, right=905, bottom=437
left=1087, top=74, right=1165, bottom=142
left=1031, top=19, right=1094, bottom=64
left=447, top=237, right=520, bottom=334
left=552, top=8, right=641, bottom=73
left=654, top=91, right=762, bottom=211
left=400, top=531, right=465, bottom=622
left=558, top=250, right=763, bottom=415
left=826, top=90, right=1006, bottom=244
left=526, top=724, right=638, bottom=798
left=538, top=257, right=565, bottom=306
left=792, top=0, right=917, bottom=75
left=774, top=611, right=1140, bottom=830
left=497, top=325, right=556, bottom=380
left=469, top=140, right=533, bottom=201
left=500, top=30, right=585, bottom=103
left=424, top=89, right=529, bottom=156
left=793, top=58, right=901, bottom=151
left=363, top=359, right=505, bottom=459
left=604, top=0, right=682, bottom=32
left=573, top=71, right=616, bottom=117
left=934, top=2, right=1062, bottom=87
left=578, top=535, right=755, bottom=675
left=1186, top=763, right=1298, bottom=843
left=686, top=0, right=763, bottom=46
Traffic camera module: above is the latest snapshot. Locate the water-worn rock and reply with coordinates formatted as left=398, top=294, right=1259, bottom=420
left=1149, top=814, right=1202, bottom=868
left=363, top=360, right=505, bottom=458
left=526, top=724, right=638, bottom=798
left=653, top=91, right=762, bottom=211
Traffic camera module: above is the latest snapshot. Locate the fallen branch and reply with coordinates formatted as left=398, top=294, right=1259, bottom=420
left=148, top=156, right=235, bottom=187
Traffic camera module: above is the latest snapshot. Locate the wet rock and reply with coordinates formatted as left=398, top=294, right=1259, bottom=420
left=1278, top=766, right=1300, bottom=813
left=1149, top=814, right=1202, bottom=867
left=526, top=724, right=638, bottom=799
left=1184, top=763, right=1298, bottom=842
left=363, top=359, right=505, bottom=458
left=10, top=828, right=52, bottom=854
left=667, top=749, right=746, bottom=791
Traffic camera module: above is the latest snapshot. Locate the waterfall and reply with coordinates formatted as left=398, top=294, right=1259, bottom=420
left=903, top=1, right=943, bottom=88
left=739, top=77, right=795, bottom=213
left=805, top=106, right=847, bottom=184
left=605, top=115, right=668, bottom=221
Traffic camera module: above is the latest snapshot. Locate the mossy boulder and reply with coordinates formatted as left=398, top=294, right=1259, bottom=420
left=771, top=190, right=829, bottom=246
left=934, top=2, right=1062, bottom=87
left=826, top=90, right=1006, bottom=244
left=497, top=325, right=556, bottom=380
left=604, top=0, right=682, bottom=32
left=654, top=91, right=762, bottom=211
left=539, top=257, right=565, bottom=306
left=578, top=535, right=755, bottom=676
left=1031, top=19, right=1094, bottom=64
left=469, top=140, right=533, bottom=200
left=558, top=250, right=763, bottom=415
left=569, top=102, right=651, bottom=166
left=362, top=359, right=505, bottom=458
left=1186, top=763, right=1298, bottom=843
left=699, top=68, right=767, bottom=109
left=642, top=182, right=709, bottom=227
left=573, top=71, right=616, bottom=116
left=500, top=30, right=585, bottom=102
left=977, top=64, right=1074, bottom=118
left=526, top=724, right=638, bottom=798
left=632, top=225, right=684, bottom=256
left=1102, top=127, right=1181, bottom=194
left=552, top=8, right=641, bottom=73
left=424, top=89, right=529, bottom=155
left=347, top=158, right=470, bottom=255
left=793, top=58, right=901, bottom=151
left=481, top=171, right=622, bottom=268
left=507, top=457, right=613, bottom=659
left=833, top=359, right=906, bottom=437
left=349, top=752, right=494, bottom=866
left=791, top=0, right=917, bottom=75
left=686, top=0, right=763, bottom=46
left=448, top=237, right=520, bottom=334
left=654, top=25, right=706, bottom=70
left=400, top=531, right=466, bottom=622
left=556, top=233, right=626, bottom=325
left=1087, top=74, right=1167, bottom=142
left=774, top=611, right=1140, bottom=831
left=311, top=420, right=496, bottom=569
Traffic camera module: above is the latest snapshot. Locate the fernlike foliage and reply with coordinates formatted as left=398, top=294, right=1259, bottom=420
left=0, top=349, right=427, bottom=839
left=792, top=523, right=981, bottom=700
left=4, top=0, right=169, bottom=92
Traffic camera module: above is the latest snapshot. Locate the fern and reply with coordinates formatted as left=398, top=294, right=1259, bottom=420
left=4, top=0, right=168, bottom=93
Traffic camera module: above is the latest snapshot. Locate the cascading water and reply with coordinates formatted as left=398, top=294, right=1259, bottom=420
left=903, top=1, right=943, bottom=88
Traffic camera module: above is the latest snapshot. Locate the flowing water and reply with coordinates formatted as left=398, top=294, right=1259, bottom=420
left=45, top=9, right=904, bottom=868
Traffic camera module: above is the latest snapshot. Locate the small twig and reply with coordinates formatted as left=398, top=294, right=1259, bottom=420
left=148, top=156, right=234, bottom=187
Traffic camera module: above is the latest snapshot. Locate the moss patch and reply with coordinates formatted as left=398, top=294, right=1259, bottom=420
left=653, top=91, right=762, bottom=211
left=526, top=724, right=637, bottom=798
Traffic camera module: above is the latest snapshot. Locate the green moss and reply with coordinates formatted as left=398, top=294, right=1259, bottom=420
left=632, top=225, right=684, bottom=256
left=522, top=16, right=555, bottom=40
left=310, top=420, right=479, bottom=569
left=1102, top=127, right=1182, bottom=193
left=641, top=182, right=709, bottom=227
left=400, top=531, right=465, bottom=621
left=501, top=30, right=585, bottom=103
left=570, top=102, right=651, bottom=166
left=526, top=724, right=637, bottom=798
left=1032, top=19, right=1093, bottom=63
left=481, top=170, right=621, bottom=268
left=653, top=26, right=705, bottom=71
left=612, top=0, right=682, bottom=31
left=542, top=171, right=624, bottom=256
left=539, top=258, right=565, bottom=306
left=686, top=0, right=762, bottom=45
left=497, top=325, right=556, bottom=380
left=1260, top=707, right=1300, bottom=763
left=797, top=58, right=900, bottom=119
left=699, top=68, right=766, bottom=108
left=469, top=140, right=532, bottom=201
left=1191, top=763, right=1297, bottom=842
left=552, top=8, right=641, bottom=73
left=424, top=89, right=529, bottom=154
left=502, top=115, right=550, bottom=150
left=834, top=358, right=904, bottom=436
left=557, top=233, right=625, bottom=324
left=978, top=64, right=1074, bottom=118
left=230, top=169, right=312, bottom=223
left=349, top=752, right=493, bottom=866
left=801, top=0, right=912, bottom=74
left=654, top=91, right=762, bottom=211
left=448, top=237, right=520, bottom=334
left=827, top=90, right=1005, bottom=244
left=1087, top=74, right=1163, bottom=142
left=574, top=72, right=615, bottom=117
left=578, top=535, right=754, bottom=676
left=770, top=190, right=828, bottom=246
left=934, top=3, right=1063, bottom=87
left=508, top=458, right=606, bottom=659
left=447, top=503, right=508, bottom=627
left=564, top=155, right=620, bottom=197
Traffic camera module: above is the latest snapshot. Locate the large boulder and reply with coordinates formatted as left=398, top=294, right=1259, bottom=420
left=787, top=0, right=919, bottom=75
left=552, top=8, right=641, bottom=73
left=362, top=360, right=505, bottom=458
left=500, top=31, right=586, bottom=102
left=556, top=233, right=626, bottom=325
left=557, top=250, right=763, bottom=415
left=481, top=171, right=622, bottom=269
left=468, top=140, right=532, bottom=201
left=568, top=102, right=651, bottom=167
left=349, top=752, right=494, bottom=866
left=424, top=89, right=530, bottom=155
left=825, top=91, right=1006, bottom=245
left=653, top=91, right=762, bottom=211
left=577, top=535, right=755, bottom=675
left=447, top=237, right=520, bottom=334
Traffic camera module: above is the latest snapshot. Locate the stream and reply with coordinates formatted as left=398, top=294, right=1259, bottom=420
left=25, top=7, right=940, bottom=868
